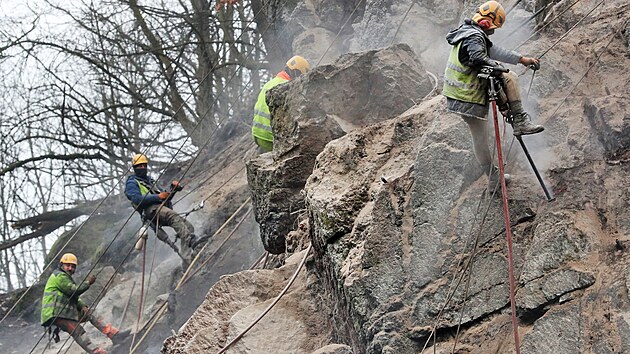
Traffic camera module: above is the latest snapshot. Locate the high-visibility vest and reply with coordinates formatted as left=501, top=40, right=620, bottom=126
left=135, top=178, right=158, bottom=197
left=251, top=74, right=290, bottom=148
left=442, top=42, right=488, bottom=105
left=41, top=270, right=87, bottom=325
left=131, top=178, right=159, bottom=207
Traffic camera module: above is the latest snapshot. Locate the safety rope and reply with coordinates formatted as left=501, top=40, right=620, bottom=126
left=538, top=0, right=605, bottom=59
left=128, top=198, right=251, bottom=354
left=490, top=97, right=521, bottom=354
left=420, top=191, right=486, bottom=353
left=503, top=4, right=549, bottom=39
left=315, top=0, right=365, bottom=67
left=390, top=0, right=416, bottom=45
left=2, top=0, right=262, bottom=326
left=131, top=0, right=377, bottom=348
left=118, top=280, right=136, bottom=329
left=543, top=18, right=628, bottom=121
left=512, top=0, right=584, bottom=51
left=249, top=251, right=268, bottom=270
left=216, top=244, right=312, bottom=354
left=26, top=3, right=276, bottom=352
left=182, top=207, right=252, bottom=286
left=130, top=214, right=150, bottom=351
left=505, top=0, right=523, bottom=16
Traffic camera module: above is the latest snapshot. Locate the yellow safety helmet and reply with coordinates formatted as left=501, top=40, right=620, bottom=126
left=60, top=253, right=78, bottom=265
left=472, top=1, right=506, bottom=29
left=131, top=153, right=148, bottom=166
left=286, top=55, right=311, bottom=75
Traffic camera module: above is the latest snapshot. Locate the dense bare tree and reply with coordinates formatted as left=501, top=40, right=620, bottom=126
left=0, top=0, right=270, bottom=291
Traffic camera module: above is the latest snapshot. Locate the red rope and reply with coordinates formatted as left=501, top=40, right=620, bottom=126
left=491, top=100, right=521, bottom=354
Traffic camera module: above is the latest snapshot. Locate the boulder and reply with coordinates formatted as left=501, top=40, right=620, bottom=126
left=247, top=43, right=433, bottom=254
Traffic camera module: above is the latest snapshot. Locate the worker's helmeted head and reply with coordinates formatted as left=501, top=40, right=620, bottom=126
left=60, top=252, right=78, bottom=274
left=285, top=55, right=310, bottom=78
left=131, top=153, right=149, bottom=178
left=472, top=1, right=506, bottom=32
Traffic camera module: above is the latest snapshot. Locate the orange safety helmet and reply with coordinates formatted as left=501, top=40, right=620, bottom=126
left=472, top=1, right=506, bottom=29
left=60, top=253, right=78, bottom=265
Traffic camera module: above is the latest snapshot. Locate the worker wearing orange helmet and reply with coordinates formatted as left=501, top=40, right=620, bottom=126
left=41, top=253, right=129, bottom=353
left=252, top=55, right=311, bottom=152
left=443, top=1, right=544, bottom=189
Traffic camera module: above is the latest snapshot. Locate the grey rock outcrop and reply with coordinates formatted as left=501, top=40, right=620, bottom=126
left=162, top=250, right=332, bottom=354
left=166, top=0, right=630, bottom=353
left=247, top=43, right=434, bottom=254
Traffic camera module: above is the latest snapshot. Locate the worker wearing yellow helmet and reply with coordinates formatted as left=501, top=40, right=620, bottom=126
left=41, top=253, right=129, bottom=353
left=125, top=154, right=207, bottom=264
left=443, top=1, right=544, bottom=190
left=252, top=55, right=311, bottom=152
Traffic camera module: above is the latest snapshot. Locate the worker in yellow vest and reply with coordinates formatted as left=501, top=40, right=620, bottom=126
left=125, top=154, right=206, bottom=264
left=443, top=1, right=544, bottom=189
left=41, top=253, right=129, bottom=353
left=252, top=55, right=311, bottom=152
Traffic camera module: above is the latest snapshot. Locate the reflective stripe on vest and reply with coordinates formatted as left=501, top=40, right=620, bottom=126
left=41, top=271, right=81, bottom=325
left=442, top=42, right=488, bottom=105
left=252, top=75, right=289, bottom=144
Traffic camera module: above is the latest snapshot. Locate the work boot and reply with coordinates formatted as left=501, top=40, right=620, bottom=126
left=110, top=329, right=131, bottom=345
left=511, top=112, right=544, bottom=136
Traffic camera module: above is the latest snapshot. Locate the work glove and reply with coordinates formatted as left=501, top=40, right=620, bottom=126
left=171, top=180, right=183, bottom=192
left=158, top=191, right=170, bottom=200
left=87, top=274, right=96, bottom=285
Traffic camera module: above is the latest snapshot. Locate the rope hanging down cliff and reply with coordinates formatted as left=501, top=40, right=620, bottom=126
left=25, top=5, right=277, bottom=353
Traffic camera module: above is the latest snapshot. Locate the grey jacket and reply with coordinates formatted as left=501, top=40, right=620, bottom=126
left=445, top=19, right=522, bottom=119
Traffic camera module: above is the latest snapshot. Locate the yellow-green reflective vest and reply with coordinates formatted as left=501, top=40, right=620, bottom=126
left=442, top=42, right=488, bottom=105
left=251, top=75, right=289, bottom=149
left=41, top=270, right=88, bottom=325
left=132, top=178, right=158, bottom=209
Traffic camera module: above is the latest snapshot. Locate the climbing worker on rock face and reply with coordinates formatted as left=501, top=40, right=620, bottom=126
left=41, top=253, right=129, bottom=354
left=124, top=153, right=205, bottom=263
left=252, top=55, right=311, bottom=152
left=443, top=1, right=544, bottom=189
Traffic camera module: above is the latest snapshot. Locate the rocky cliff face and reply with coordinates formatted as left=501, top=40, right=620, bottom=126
left=247, top=44, right=433, bottom=254
left=165, top=0, right=630, bottom=353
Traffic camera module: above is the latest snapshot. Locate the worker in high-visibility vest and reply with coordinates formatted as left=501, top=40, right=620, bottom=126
left=125, top=153, right=207, bottom=264
left=443, top=1, right=544, bottom=189
left=41, top=253, right=129, bottom=353
left=252, top=55, right=311, bottom=152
